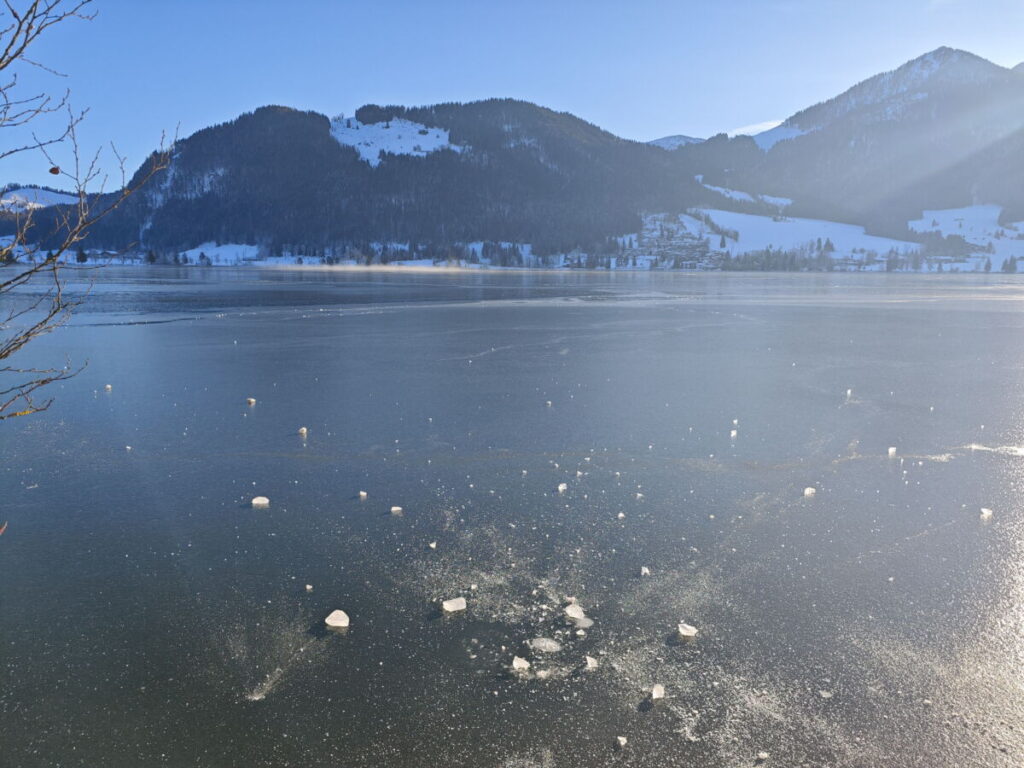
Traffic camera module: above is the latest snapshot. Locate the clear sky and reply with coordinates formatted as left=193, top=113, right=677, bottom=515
left=5, top=0, right=1023, bottom=188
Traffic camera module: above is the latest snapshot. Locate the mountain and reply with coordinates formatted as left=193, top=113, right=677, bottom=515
left=14, top=100, right=716, bottom=258
left=7, top=47, right=1024, bottom=265
left=685, top=47, right=1024, bottom=234
left=648, top=135, right=704, bottom=150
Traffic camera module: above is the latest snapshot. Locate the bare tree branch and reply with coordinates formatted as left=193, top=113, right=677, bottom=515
left=0, top=0, right=168, bottom=420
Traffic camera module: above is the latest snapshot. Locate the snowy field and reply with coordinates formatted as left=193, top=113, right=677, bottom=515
left=686, top=209, right=919, bottom=261
left=909, top=204, right=1024, bottom=270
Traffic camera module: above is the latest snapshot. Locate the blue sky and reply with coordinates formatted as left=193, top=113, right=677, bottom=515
left=5, top=0, right=1023, bottom=187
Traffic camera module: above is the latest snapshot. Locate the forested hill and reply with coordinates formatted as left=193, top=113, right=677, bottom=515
left=20, top=99, right=718, bottom=257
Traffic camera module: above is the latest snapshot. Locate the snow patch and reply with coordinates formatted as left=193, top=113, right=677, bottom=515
left=1, top=186, right=78, bottom=212
left=703, top=184, right=755, bottom=203
left=330, top=116, right=463, bottom=167
left=752, top=124, right=809, bottom=151
left=648, top=135, right=704, bottom=150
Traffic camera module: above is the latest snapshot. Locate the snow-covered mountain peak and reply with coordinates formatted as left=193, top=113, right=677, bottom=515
left=781, top=47, right=1009, bottom=135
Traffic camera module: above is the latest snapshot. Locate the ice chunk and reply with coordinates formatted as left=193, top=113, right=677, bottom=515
left=803, top=487, right=816, bottom=498
left=585, top=655, right=599, bottom=670
left=756, top=752, right=770, bottom=763
left=512, top=656, right=531, bottom=672
left=390, top=505, right=403, bottom=515
left=104, top=384, right=112, bottom=392
left=251, top=496, right=270, bottom=508
left=529, top=637, right=562, bottom=653
left=980, top=507, right=993, bottom=520
left=640, top=566, right=651, bottom=577
left=888, top=447, right=897, bottom=458
left=615, top=736, right=628, bottom=750
left=730, top=429, right=737, bottom=439
left=429, top=541, right=437, bottom=549
left=557, top=483, right=568, bottom=493
left=677, top=622, right=698, bottom=639
left=298, top=426, right=308, bottom=437
left=246, top=397, right=256, bottom=406
left=442, top=597, right=467, bottom=613
left=325, top=609, right=349, bottom=628
left=564, top=603, right=587, bottom=620
left=358, top=490, right=367, bottom=499
left=651, top=683, right=665, bottom=700
left=818, top=689, right=833, bottom=699
left=305, top=584, right=313, bottom=593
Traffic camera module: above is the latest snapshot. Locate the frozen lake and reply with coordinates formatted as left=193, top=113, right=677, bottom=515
left=2, top=267, right=1023, bottom=767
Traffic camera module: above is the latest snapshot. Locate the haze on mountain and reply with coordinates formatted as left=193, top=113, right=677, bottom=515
left=6, top=46, right=1024, bottom=261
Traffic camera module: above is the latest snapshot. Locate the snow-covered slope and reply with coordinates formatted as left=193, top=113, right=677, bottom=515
left=178, top=242, right=260, bottom=265
left=689, top=209, right=918, bottom=260
left=1, top=186, right=78, bottom=212
left=786, top=47, right=1008, bottom=134
left=696, top=176, right=792, bottom=209
left=751, top=124, right=807, bottom=150
left=743, top=47, right=1014, bottom=154
left=909, top=204, right=1024, bottom=270
left=647, top=134, right=703, bottom=150
left=329, top=115, right=464, bottom=167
